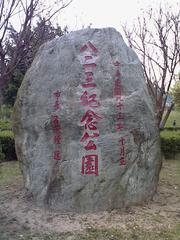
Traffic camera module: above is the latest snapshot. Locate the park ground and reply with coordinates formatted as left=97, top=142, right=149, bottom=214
left=0, top=159, right=180, bottom=240
left=165, top=109, right=180, bottom=128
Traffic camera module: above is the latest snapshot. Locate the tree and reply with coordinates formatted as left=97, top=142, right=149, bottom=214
left=123, top=3, right=180, bottom=129
left=171, top=80, right=180, bottom=107
left=2, top=69, right=24, bottom=106
left=0, top=0, right=72, bottom=97
left=2, top=18, right=65, bottom=106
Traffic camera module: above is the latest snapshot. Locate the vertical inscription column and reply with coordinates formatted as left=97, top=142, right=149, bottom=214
left=79, top=41, right=102, bottom=176
left=113, top=62, right=126, bottom=166
left=51, top=90, right=62, bottom=161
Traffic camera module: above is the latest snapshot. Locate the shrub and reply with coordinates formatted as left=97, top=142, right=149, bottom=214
left=0, top=130, right=16, bottom=161
left=160, top=130, right=180, bottom=159
left=0, top=119, right=12, bottom=131
left=0, top=105, right=12, bottom=119
left=0, top=145, right=5, bottom=162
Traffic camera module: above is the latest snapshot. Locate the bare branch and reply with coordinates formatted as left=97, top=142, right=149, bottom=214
left=122, top=3, right=180, bottom=128
left=0, top=0, right=73, bottom=90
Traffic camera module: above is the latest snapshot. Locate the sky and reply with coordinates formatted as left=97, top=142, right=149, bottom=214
left=55, top=0, right=179, bottom=79
left=56, top=0, right=179, bottom=31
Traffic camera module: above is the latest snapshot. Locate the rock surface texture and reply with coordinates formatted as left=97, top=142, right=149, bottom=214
left=13, top=28, right=161, bottom=212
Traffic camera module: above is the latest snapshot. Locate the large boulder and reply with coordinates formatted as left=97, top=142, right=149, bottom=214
left=13, top=28, right=162, bottom=212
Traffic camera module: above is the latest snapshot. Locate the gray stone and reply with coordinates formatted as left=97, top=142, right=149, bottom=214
left=13, top=28, right=162, bottom=212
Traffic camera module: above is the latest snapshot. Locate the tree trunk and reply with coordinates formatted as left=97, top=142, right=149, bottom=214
left=159, top=103, right=174, bottom=130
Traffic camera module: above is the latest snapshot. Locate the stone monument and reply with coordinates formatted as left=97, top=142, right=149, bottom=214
left=13, top=28, right=162, bottom=212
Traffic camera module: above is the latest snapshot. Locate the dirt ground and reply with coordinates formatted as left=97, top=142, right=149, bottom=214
left=0, top=160, right=180, bottom=240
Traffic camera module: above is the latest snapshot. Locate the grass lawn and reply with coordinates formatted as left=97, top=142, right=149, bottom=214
left=0, top=159, right=180, bottom=240
left=0, top=161, right=21, bottom=185
left=165, top=109, right=180, bottom=128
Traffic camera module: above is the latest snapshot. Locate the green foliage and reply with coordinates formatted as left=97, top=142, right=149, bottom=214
left=0, top=119, right=12, bottom=131
left=0, top=145, right=5, bottom=162
left=0, top=130, right=16, bottom=161
left=171, top=81, right=180, bottom=107
left=0, top=161, right=21, bottom=185
left=2, top=18, right=65, bottom=106
left=2, top=69, right=24, bottom=106
left=0, top=105, right=12, bottom=119
left=160, top=130, right=180, bottom=158
left=0, top=106, right=14, bottom=162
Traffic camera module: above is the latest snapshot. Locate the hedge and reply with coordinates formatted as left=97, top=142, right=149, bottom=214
left=0, top=119, right=12, bottom=131
left=0, top=130, right=16, bottom=162
left=0, top=124, right=180, bottom=161
left=160, top=130, right=180, bottom=159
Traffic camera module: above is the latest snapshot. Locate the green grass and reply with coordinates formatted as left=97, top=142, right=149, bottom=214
left=0, top=161, right=21, bottom=185
left=75, top=224, right=180, bottom=240
left=160, top=130, right=180, bottom=138
left=12, top=225, right=180, bottom=240
left=160, top=159, right=180, bottom=184
left=175, top=223, right=180, bottom=236
left=165, top=109, right=180, bottom=128
left=0, top=160, right=180, bottom=240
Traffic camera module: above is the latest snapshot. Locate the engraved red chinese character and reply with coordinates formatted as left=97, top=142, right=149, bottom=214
left=53, top=90, right=61, bottom=98
left=80, top=41, right=98, bottom=53
left=52, top=115, right=59, bottom=125
left=51, top=115, right=61, bottom=132
left=83, top=63, right=97, bottom=68
left=80, top=91, right=100, bottom=108
left=120, top=146, right=125, bottom=156
left=81, top=154, right=98, bottom=176
left=80, top=132, right=99, bottom=142
left=82, top=83, right=97, bottom=88
left=84, top=140, right=97, bottom=151
left=116, top=101, right=124, bottom=110
left=116, top=122, right=124, bottom=131
left=113, top=80, right=121, bottom=97
left=120, top=157, right=126, bottom=166
left=85, top=72, right=94, bottom=82
left=53, top=150, right=61, bottom=160
left=53, top=100, right=60, bottom=111
left=115, top=69, right=121, bottom=78
left=114, top=61, right=120, bottom=67
left=116, top=112, right=125, bottom=120
left=119, top=137, right=125, bottom=145
left=54, top=134, right=61, bottom=144
left=85, top=56, right=93, bottom=60
left=52, top=115, right=60, bottom=125
left=81, top=110, right=102, bottom=125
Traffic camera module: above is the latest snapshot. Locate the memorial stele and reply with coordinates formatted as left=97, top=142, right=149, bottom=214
left=13, top=28, right=162, bottom=212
